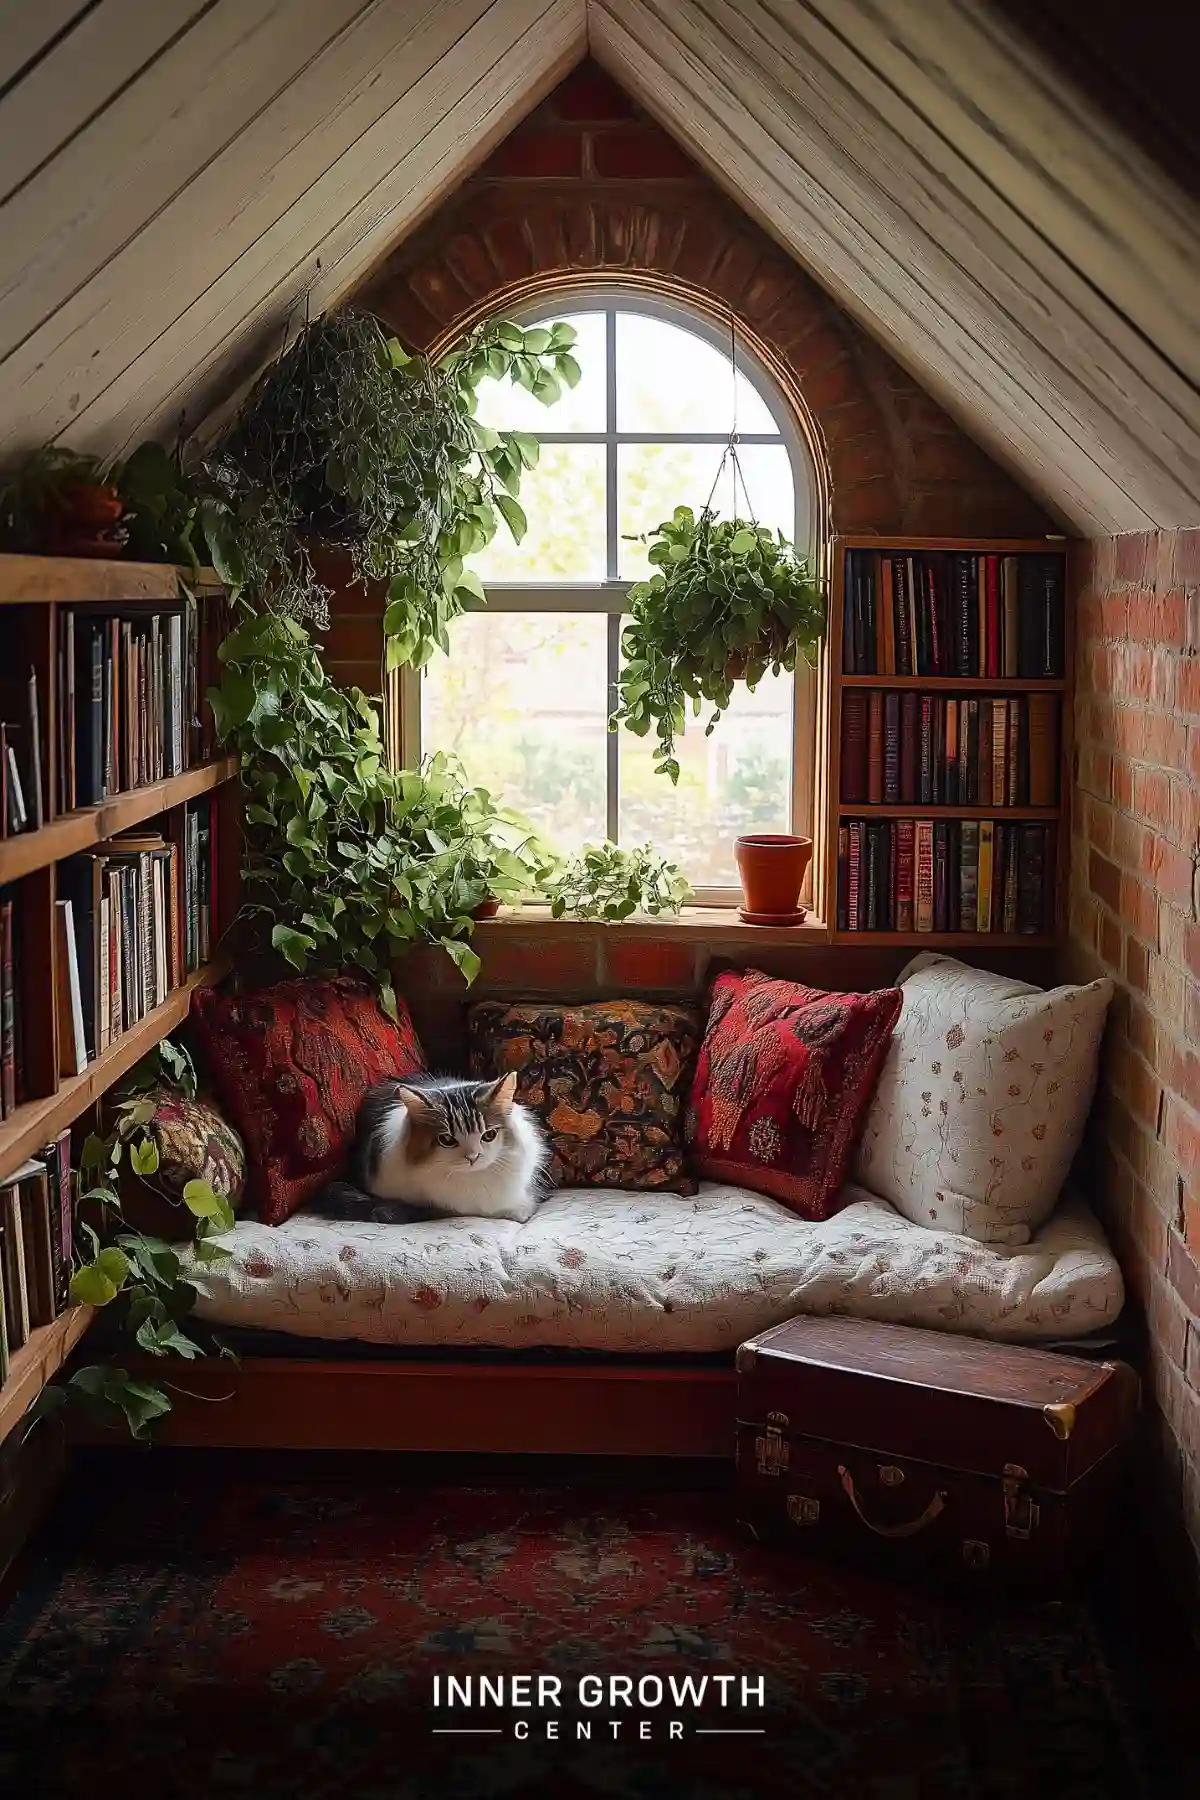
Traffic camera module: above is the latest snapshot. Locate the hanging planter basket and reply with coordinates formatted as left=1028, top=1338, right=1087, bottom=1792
left=613, top=504, right=826, bottom=781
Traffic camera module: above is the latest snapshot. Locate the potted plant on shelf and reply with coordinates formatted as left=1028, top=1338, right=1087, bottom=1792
left=541, top=843, right=690, bottom=921
left=0, top=446, right=128, bottom=558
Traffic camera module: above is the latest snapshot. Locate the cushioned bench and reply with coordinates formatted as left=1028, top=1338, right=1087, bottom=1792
left=186, top=1181, right=1124, bottom=1353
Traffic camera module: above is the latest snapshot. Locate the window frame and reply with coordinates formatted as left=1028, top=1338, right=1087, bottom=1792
left=400, top=286, right=821, bottom=906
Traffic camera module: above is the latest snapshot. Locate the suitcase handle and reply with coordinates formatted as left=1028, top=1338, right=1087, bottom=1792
left=837, top=1465, right=947, bottom=1539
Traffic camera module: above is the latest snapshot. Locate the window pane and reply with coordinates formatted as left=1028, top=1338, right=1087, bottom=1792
left=423, top=612, right=608, bottom=853
left=470, top=443, right=608, bottom=583
left=472, top=311, right=607, bottom=434
left=618, top=443, right=794, bottom=579
left=618, top=673, right=794, bottom=887
left=616, top=312, right=779, bottom=435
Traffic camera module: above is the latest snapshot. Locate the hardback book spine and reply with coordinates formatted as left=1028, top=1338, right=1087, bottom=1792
left=977, top=558, right=988, bottom=678
left=1002, top=825, right=1020, bottom=933
left=836, top=827, right=849, bottom=931
left=914, top=821, right=935, bottom=933
left=0, top=1247, right=7, bottom=1378
left=151, top=851, right=169, bottom=1006
left=97, top=887, right=111, bottom=1056
left=906, top=556, right=920, bottom=677
left=166, top=841, right=182, bottom=991
left=933, top=822, right=949, bottom=932
left=107, top=868, right=123, bottom=1040
left=864, top=823, right=880, bottom=930
left=960, top=822, right=980, bottom=931
left=54, top=898, right=88, bottom=1075
left=965, top=699, right=979, bottom=804
left=881, top=823, right=894, bottom=929
left=843, top=551, right=857, bottom=673
left=1042, top=556, right=1064, bottom=677
left=37, top=1139, right=65, bottom=1313
left=847, top=822, right=863, bottom=932
left=1017, top=556, right=1040, bottom=679
left=977, top=820, right=995, bottom=932
left=2, top=1185, right=31, bottom=1347
left=0, top=892, right=13, bottom=1117
left=945, top=701, right=959, bottom=807
left=883, top=691, right=901, bottom=804
left=1027, top=693, right=1059, bottom=806
left=51, top=1128, right=73, bottom=1307
left=926, top=563, right=941, bottom=675
left=900, top=692, right=919, bottom=804
left=985, top=556, right=1000, bottom=677
left=895, top=819, right=916, bottom=932
left=16, top=1161, right=55, bottom=1328
left=881, top=556, right=896, bottom=675
left=867, top=693, right=884, bottom=805
left=101, top=622, right=113, bottom=799
left=991, top=699, right=1007, bottom=809
left=964, top=556, right=980, bottom=676
left=1007, top=698, right=1022, bottom=808
left=169, top=613, right=183, bottom=778
left=872, top=553, right=887, bottom=675
left=894, top=555, right=913, bottom=676
left=1002, top=555, right=1020, bottom=678
left=64, top=609, right=76, bottom=812
left=1018, top=823, right=1047, bottom=934
left=841, top=694, right=868, bottom=802
left=918, top=697, right=933, bottom=804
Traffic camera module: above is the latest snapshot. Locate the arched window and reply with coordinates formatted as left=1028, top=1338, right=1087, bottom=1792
left=413, top=290, right=821, bottom=899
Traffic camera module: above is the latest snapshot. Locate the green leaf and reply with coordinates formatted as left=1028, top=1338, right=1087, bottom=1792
left=522, top=326, right=552, bottom=353
left=555, top=352, right=582, bottom=389
left=130, top=1139, right=160, bottom=1177
left=440, top=937, right=481, bottom=985
left=271, top=922, right=315, bottom=969
left=495, top=494, right=527, bottom=544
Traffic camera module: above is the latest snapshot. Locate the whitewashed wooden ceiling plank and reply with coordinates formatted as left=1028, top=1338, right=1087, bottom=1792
left=0, top=0, right=88, bottom=92
left=590, top=0, right=1150, bottom=533
left=825, top=0, right=1200, bottom=387
left=60, top=0, right=585, bottom=452
left=699, top=0, right=1200, bottom=517
left=0, top=0, right=379, bottom=364
left=0, top=0, right=514, bottom=453
left=0, top=0, right=211, bottom=204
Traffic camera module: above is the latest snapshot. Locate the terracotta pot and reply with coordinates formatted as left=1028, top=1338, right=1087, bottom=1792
left=45, top=482, right=129, bottom=558
left=472, top=897, right=501, bottom=920
left=735, top=833, right=813, bottom=916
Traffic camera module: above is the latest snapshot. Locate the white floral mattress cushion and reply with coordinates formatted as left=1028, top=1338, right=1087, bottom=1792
left=183, top=1181, right=1123, bottom=1353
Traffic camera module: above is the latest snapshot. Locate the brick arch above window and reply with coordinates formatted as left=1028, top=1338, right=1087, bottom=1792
left=355, top=182, right=1050, bottom=542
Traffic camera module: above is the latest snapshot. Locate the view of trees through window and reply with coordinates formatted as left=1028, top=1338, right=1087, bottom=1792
left=421, top=299, right=812, bottom=890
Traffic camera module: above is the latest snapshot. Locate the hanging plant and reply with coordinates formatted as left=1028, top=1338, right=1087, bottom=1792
left=613, top=506, right=826, bottom=781
left=199, top=307, right=579, bottom=653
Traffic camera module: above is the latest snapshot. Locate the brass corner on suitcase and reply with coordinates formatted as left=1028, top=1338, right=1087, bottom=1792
left=1042, top=1401, right=1077, bottom=1440
left=755, top=1412, right=790, bottom=1477
left=735, top=1340, right=759, bottom=1374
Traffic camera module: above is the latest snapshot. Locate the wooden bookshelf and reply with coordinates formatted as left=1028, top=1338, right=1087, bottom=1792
left=823, top=533, right=1072, bottom=946
left=0, top=556, right=239, bottom=1439
left=0, top=1304, right=95, bottom=1448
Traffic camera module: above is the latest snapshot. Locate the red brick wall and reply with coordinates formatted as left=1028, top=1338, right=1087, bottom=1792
left=333, top=61, right=1052, bottom=692
left=1068, top=527, right=1200, bottom=1571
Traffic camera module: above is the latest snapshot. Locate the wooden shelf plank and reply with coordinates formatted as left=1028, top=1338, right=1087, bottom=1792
left=831, top=932, right=1056, bottom=948
left=0, top=955, right=230, bottom=1186
left=840, top=676, right=1066, bottom=691
left=836, top=536, right=1069, bottom=555
left=839, top=804, right=1060, bottom=820
left=0, top=757, right=238, bottom=886
left=0, top=554, right=182, bottom=605
left=0, top=1304, right=95, bottom=1449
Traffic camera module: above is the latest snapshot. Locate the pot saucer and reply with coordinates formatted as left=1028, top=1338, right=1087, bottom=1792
left=737, top=906, right=808, bottom=927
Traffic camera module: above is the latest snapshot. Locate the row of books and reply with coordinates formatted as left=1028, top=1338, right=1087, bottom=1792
left=842, top=549, right=1066, bottom=678
left=56, top=796, right=215, bottom=1071
left=57, top=602, right=199, bottom=813
left=837, top=819, right=1055, bottom=936
left=841, top=691, right=1060, bottom=809
left=0, top=667, right=45, bottom=838
left=0, top=1132, right=72, bottom=1375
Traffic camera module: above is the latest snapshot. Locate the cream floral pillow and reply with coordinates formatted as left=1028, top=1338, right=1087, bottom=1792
left=854, top=954, right=1112, bottom=1246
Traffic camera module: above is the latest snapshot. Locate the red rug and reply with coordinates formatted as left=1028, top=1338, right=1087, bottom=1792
left=0, top=1467, right=1185, bottom=1797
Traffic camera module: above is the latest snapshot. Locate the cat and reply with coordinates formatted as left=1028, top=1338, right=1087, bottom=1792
left=310, top=1071, right=549, bottom=1225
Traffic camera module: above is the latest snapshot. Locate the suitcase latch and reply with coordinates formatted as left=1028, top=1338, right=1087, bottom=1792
left=1002, top=1463, right=1040, bottom=1539
left=756, top=1411, right=790, bottom=1477
left=787, top=1494, right=820, bottom=1526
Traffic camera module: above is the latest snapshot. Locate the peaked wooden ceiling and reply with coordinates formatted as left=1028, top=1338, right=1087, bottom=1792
left=2, top=0, right=1197, bottom=536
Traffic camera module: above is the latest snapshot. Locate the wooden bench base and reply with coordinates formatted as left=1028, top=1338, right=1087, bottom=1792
left=142, top=1359, right=738, bottom=1458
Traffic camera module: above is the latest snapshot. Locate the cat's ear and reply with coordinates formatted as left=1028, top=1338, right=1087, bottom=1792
left=480, top=1071, right=518, bottom=1115
left=394, top=1085, right=436, bottom=1120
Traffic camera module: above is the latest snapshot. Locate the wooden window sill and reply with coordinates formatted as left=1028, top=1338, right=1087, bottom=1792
left=473, top=906, right=831, bottom=946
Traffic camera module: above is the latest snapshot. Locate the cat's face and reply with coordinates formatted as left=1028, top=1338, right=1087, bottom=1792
left=396, top=1074, right=517, bottom=1176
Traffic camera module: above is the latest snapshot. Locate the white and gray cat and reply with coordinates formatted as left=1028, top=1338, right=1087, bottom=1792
left=311, top=1072, right=549, bottom=1224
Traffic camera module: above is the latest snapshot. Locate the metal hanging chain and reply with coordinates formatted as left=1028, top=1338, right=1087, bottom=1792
left=704, top=310, right=758, bottom=527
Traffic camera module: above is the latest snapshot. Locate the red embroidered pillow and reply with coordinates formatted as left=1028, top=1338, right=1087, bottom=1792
left=686, top=970, right=902, bottom=1218
left=190, top=976, right=425, bottom=1224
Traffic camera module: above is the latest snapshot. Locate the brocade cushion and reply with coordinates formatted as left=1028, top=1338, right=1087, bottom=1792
left=191, top=976, right=426, bottom=1225
left=468, top=998, right=699, bottom=1193
left=686, top=969, right=902, bottom=1218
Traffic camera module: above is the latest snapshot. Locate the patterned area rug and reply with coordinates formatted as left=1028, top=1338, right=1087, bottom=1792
left=0, top=1466, right=1185, bottom=1798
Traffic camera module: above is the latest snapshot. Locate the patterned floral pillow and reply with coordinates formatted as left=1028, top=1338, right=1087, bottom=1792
left=468, top=999, right=699, bottom=1193
left=854, top=953, right=1113, bottom=1245
left=117, top=1086, right=247, bottom=1241
left=191, top=976, right=426, bottom=1225
left=686, top=970, right=902, bottom=1218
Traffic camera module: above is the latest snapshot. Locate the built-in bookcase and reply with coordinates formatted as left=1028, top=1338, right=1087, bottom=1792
left=0, top=555, right=237, bottom=1443
left=818, top=534, right=1070, bottom=947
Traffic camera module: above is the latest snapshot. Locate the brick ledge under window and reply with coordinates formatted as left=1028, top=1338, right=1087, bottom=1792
left=475, top=906, right=829, bottom=946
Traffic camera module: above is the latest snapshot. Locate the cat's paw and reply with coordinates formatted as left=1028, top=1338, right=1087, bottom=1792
left=497, top=1199, right=540, bottom=1225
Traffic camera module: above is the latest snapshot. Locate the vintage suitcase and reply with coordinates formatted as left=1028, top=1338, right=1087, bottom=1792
left=736, top=1316, right=1138, bottom=1583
